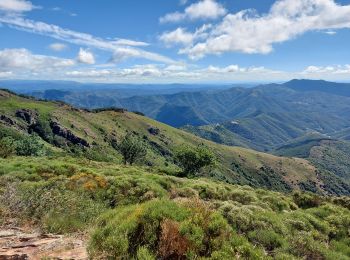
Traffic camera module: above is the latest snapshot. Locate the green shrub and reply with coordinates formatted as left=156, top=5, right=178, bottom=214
left=0, top=137, right=16, bottom=158
left=293, top=192, right=322, bottom=209
left=89, top=199, right=235, bottom=259
left=15, top=135, right=45, bottom=156
left=248, top=229, right=285, bottom=251
left=174, top=144, right=216, bottom=177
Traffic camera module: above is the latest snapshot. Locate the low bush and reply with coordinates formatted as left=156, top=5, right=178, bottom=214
left=15, top=135, right=46, bottom=156
left=0, top=180, right=105, bottom=233
left=88, top=199, right=263, bottom=259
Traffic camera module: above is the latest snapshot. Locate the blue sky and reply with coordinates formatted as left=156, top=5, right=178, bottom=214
left=0, top=0, right=350, bottom=83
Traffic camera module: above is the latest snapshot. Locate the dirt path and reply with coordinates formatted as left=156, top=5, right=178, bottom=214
left=0, top=227, right=87, bottom=259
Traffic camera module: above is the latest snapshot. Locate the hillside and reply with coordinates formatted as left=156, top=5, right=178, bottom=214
left=1, top=89, right=349, bottom=195
left=274, top=135, right=350, bottom=194
left=1, top=89, right=350, bottom=259
left=1, top=156, right=349, bottom=259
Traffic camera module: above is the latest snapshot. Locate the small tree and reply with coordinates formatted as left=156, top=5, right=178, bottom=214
left=174, top=144, right=216, bottom=177
left=118, top=134, right=147, bottom=165
left=0, top=137, right=16, bottom=158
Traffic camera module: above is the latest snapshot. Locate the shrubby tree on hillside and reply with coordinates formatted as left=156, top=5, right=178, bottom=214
left=118, top=133, right=147, bottom=165
left=174, top=144, right=216, bottom=177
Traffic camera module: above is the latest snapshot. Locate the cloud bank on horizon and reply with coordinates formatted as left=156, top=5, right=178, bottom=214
left=0, top=0, right=350, bottom=83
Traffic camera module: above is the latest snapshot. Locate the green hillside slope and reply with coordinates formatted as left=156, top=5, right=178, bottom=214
left=1, top=156, right=349, bottom=259
left=1, top=89, right=348, bottom=195
left=1, top=89, right=350, bottom=259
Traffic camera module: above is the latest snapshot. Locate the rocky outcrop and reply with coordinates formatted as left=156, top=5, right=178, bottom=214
left=0, top=115, right=15, bottom=126
left=0, top=228, right=87, bottom=260
left=50, top=121, right=89, bottom=147
left=15, top=109, right=38, bottom=125
left=148, top=126, right=160, bottom=136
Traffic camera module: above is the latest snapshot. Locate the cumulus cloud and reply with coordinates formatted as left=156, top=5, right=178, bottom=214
left=0, top=0, right=34, bottom=13
left=160, top=0, right=226, bottom=23
left=0, top=16, right=175, bottom=64
left=0, top=48, right=75, bottom=72
left=181, top=0, right=350, bottom=59
left=77, top=48, right=95, bottom=64
left=48, top=43, right=68, bottom=52
left=159, top=28, right=195, bottom=46
left=160, top=24, right=212, bottom=46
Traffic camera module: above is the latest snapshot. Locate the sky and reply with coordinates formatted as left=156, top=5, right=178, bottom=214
left=0, top=0, right=350, bottom=83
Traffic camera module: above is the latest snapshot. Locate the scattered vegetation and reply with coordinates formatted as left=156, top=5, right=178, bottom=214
left=0, top=156, right=349, bottom=259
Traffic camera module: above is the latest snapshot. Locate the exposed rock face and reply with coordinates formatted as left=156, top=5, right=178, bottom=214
left=0, top=115, right=15, bottom=126
left=0, top=228, right=87, bottom=260
left=50, top=121, right=89, bottom=147
left=15, top=110, right=38, bottom=125
left=148, top=126, right=160, bottom=136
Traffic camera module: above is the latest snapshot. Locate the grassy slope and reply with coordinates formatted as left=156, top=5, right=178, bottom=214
left=273, top=135, right=350, bottom=195
left=0, top=156, right=349, bottom=259
left=0, top=89, right=333, bottom=194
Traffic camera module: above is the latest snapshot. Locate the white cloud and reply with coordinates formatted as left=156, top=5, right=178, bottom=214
left=160, top=0, right=226, bottom=23
left=0, top=16, right=175, bottom=64
left=159, top=28, right=194, bottom=46
left=109, top=46, right=175, bottom=64
left=0, top=0, right=34, bottom=13
left=303, top=65, right=350, bottom=74
left=181, top=0, right=350, bottom=59
left=3, top=57, right=350, bottom=82
left=164, top=64, right=187, bottom=71
left=324, top=30, right=337, bottom=35
left=113, top=39, right=149, bottom=47
left=48, top=43, right=68, bottom=52
left=160, top=24, right=212, bottom=46
left=121, top=64, right=162, bottom=77
left=0, top=48, right=75, bottom=72
left=0, top=71, right=13, bottom=78
left=66, top=69, right=111, bottom=78
left=61, top=64, right=286, bottom=83
left=77, top=48, right=95, bottom=64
